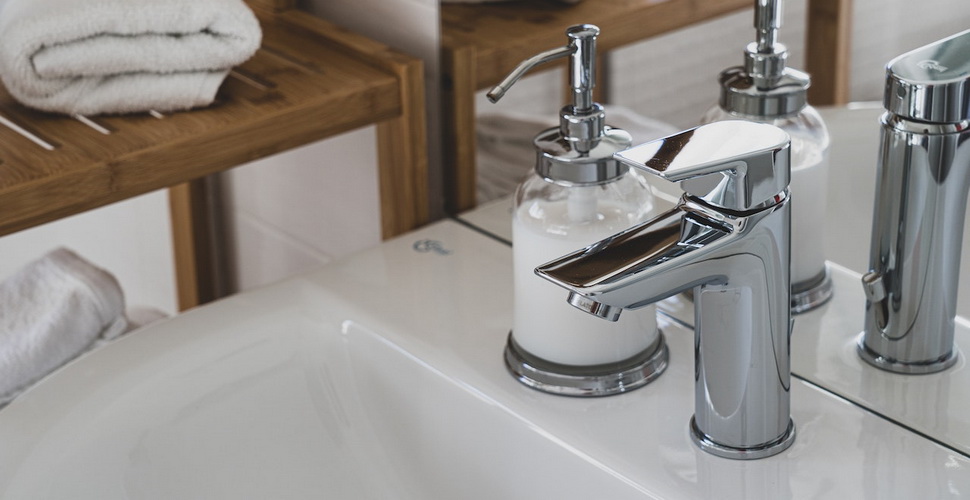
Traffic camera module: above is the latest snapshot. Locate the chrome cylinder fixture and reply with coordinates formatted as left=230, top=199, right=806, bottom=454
left=859, top=29, right=970, bottom=374
left=537, top=120, right=795, bottom=459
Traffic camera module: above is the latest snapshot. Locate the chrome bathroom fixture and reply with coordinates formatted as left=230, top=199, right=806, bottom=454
left=536, top=120, right=795, bottom=460
left=859, top=29, right=970, bottom=375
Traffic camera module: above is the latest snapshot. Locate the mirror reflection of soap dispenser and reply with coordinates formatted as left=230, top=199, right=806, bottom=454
left=700, top=0, right=832, bottom=313
left=489, top=24, right=668, bottom=396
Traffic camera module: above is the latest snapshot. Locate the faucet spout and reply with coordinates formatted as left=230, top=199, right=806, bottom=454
left=538, top=202, right=734, bottom=314
left=537, top=120, right=795, bottom=460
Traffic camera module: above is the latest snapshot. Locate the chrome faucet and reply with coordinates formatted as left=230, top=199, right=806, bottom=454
left=536, top=120, right=795, bottom=460
left=859, top=29, right=970, bottom=374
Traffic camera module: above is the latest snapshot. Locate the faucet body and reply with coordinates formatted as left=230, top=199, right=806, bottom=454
left=859, top=29, right=970, bottom=374
left=537, top=120, right=795, bottom=459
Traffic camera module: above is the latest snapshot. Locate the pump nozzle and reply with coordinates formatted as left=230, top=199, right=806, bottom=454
left=754, top=0, right=782, bottom=53
left=745, top=0, right=787, bottom=88
left=486, top=24, right=631, bottom=185
left=717, top=0, right=809, bottom=117
left=486, top=24, right=599, bottom=114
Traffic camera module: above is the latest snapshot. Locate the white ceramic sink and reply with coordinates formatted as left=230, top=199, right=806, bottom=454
left=0, top=223, right=651, bottom=499
left=2, top=216, right=969, bottom=499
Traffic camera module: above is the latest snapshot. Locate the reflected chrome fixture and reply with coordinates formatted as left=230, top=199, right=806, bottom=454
left=536, top=120, right=795, bottom=460
left=859, top=29, right=970, bottom=374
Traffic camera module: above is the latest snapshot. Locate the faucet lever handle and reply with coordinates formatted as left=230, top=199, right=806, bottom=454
left=614, top=120, right=790, bottom=211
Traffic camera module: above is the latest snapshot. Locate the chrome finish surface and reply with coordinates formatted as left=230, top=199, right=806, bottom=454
left=857, top=333, right=959, bottom=375
left=791, top=266, right=833, bottom=314
left=884, top=29, right=970, bottom=124
left=487, top=24, right=630, bottom=185
left=504, top=332, right=669, bottom=397
left=690, top=417, right=795, bottom=460
left=537, top=121, right=794, bottom=459
left=533, top=120, right=632, bottom=185
left=718, top=0, right=809, bottom=118
left=486, top=45, right=572, bottom=104
left=614, top=120, right=790, bottom=211
left=861, top=32, right=970, bottom=373
left=719, top=67, right=809, bottom=118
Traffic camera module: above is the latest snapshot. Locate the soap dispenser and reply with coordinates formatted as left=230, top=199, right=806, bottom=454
left=488, top=24, right=667, bottom=396
left=700, top=0, right=832, bottom=313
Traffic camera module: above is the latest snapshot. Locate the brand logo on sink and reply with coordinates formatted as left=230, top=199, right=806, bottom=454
left=917, top=59, right=949, bottom=72
left=413, top=239, right=452, bottom=255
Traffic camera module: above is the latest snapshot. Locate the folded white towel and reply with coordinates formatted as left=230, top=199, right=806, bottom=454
left=0, top=248, right=128, bottom=405
left=0, top=0, right=261, bottom=115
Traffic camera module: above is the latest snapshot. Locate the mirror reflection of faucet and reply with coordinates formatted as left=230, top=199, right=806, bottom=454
left=858, top=28, right=970, bottom=375
left=538, top=120, right=795, bottom=460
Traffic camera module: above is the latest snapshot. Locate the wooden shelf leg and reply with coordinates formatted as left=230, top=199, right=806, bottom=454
left=376, top=51, right=430, bottom=239
left=806, top=0, right=853, bottom=106
left=442, top=44, right=479, bottom=214
left=169, top=178, right=226, bottom=310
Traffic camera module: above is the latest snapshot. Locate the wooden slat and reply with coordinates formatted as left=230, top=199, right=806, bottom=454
left=806, top=0, right=853, bottom=105
left=244, top=0, right=295, bottom=14
left=0, top=12, right=401, bottom=238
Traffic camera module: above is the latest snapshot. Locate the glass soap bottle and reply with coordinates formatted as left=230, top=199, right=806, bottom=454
left=701, top=0, right=832, bottom=313
left=488, top=24, right=668, bottom=396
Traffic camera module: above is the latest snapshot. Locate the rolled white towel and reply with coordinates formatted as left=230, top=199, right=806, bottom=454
left=0, top=248, right=128, bottom=404
left=0, top=0, right=261, bottom=115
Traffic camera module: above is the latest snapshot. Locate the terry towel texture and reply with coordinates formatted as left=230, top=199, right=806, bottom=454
left=0, top=248, right=128, bottom=405
left=0, top=0, right=261, bottom=115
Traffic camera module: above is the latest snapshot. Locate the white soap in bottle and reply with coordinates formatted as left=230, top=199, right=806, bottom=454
left=700, top=0, right=832, bottom=313
left=488, top=24, right=668, bottom=396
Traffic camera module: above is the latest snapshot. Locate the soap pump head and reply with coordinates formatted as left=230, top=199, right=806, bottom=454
left=487, top=24, right=632, bottom=185
left=718, top=0, right=810, bottom=118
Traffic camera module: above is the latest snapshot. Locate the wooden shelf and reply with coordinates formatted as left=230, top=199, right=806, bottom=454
left=0, top=6, right=428, bottom=309
left=441, top=0, right=851, bottom=213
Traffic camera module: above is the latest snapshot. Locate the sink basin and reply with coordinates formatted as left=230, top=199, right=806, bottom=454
left=2, top=215, right=969, bottom=497
left=0, top=222, right=648, bottom=499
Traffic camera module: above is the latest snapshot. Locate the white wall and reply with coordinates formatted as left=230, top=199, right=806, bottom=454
left=848, top=0, right=970, bottom=102
left=0, top=192, right=178, bottom=316
left=220, top=129, right=381, bottom=292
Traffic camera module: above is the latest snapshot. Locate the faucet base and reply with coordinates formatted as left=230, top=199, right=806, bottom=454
left=856, top=333, right=960, bottom=375
left=690, top=417, right=795, bottom=460
left=791, top=265, right=833, bottom=315
left=503, top=332, right=668, bottom=397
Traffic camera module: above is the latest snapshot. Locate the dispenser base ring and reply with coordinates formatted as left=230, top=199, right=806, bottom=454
left=791, top=265, right=834, bottom=315
left=503, top=331, right=668, bottom=397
